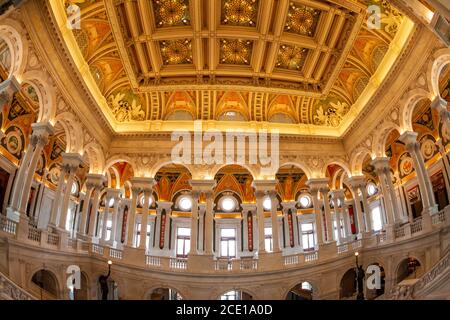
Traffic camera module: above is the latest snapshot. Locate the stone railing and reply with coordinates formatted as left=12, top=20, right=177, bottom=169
left=394, top=224, right=407, bottom=239
left=432, top=210, right=446, bottom=225
left=47, top=233, right=60, bottom=246
left=0, top=207, right=448, bottom=275
left=109, top=248, right=123, bottom=260
left=410, top=217, right=423, bottom=234
left=170, top=258, right=187, bottom=270
left=146, top=255, right=161, bottom=267
left=387, top=251, right=450, bottom=300
left=337, top=243, right=349, bottom=254
left=27, top=225, right=41, bottom=243
left=0, top=215, right=17, bottom=235
left=91, top=243, right=104, bottom=255
left=0, top=271, right=36, bottom=300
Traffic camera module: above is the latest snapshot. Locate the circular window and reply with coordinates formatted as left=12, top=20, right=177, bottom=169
left=70, top=182, right=78, bottom=195
left=367, top=183, right=378, bottom=196
left=299, top=194, right=311, bottom=208
left=263, top=196, right=272, bottom=211
left=108, top=198, right=115, bottom=207
left=178, top=196, right=193, bottom=211
left=140, top=195, right=153, bottom=208
left=219, top=196, right=237, bottom=212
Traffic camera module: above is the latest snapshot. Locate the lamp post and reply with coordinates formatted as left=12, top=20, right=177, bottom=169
left=99, top=260, right=112, bottom=300
left=354, top=251, right=365, bottom=300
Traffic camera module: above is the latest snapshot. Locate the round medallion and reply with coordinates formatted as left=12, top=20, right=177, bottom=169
left=400, top=156, right=414, bottom=176
left=421, top=139, right=435, bottom=160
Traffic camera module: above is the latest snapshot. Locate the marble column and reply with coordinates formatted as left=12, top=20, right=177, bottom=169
left=320, top=187, right=333, bottom=242
left=49, top=164, right=69, bottom=227
left=431, top=96, right=450, bottom=127
left=78, top=179, right=95, bottom=235
left=87, top=188, right=102, bottom=238
left=255, top=190, right=266, bottom=253
left=400, top=131, right=439, bottom=216
left=101, top=193, right=112, bottom=242
left=139, top=185, right=153, bottom=250
left=330, top=189, right=345, bottom=243
left=58, top=153, right=83, bottom=231
left=198, top=204, right=205, bottom=253
left=125, top=184, right=141, bottom=247
left=0, top=76, right=20, bottom=116
left=372, top=158, right=396, bottom=225
left=306, top=179, right=329, bottom=245
left=109, top=189, right=121, bottom=245
left=348, top=176, right=366, bottom=236
left=360, top=185, right=373, bottom=232
left=189, top=190, right=200, bottom=255
left=18, top=124, right=54, bottom=216
left=204, top=190, right=214, bottom=255
left=269, top=190, right=280, bottom=252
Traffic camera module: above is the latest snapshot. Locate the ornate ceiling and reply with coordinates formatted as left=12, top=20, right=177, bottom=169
left=53, top=0, right=413, bottom=136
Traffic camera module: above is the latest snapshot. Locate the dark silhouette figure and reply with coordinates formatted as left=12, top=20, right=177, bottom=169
left=355, top=265, right=365, bottom=300
left=99, top=264, right=111, bottom=300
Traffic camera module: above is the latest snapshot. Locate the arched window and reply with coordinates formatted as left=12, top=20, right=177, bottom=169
left=367, top=182, right=378, bottom=196
left=298, top=194, right=312, bottom=208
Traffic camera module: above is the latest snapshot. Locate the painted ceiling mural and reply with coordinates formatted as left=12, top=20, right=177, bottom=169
left=60, top=0, right=409, bottom=130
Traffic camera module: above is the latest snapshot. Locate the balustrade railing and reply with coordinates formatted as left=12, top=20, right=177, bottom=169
left=67, top=238, right=77, bottom=250
left=411, top=217, right=423, bottom=234
left=337, top=244, right=348, bottom=254
left=27, top=226, right=41, bottom=243
left=0, top=215, right=17, bottom=235
left=352, top=239, right=362, bottom=250
left=395, top=225, right=407, bottom=239
left=170, top=258, right=187, bottom=270
left=304, top=251, right=318, bottom=262
left=47, top=233, right=59, bottom=246
left=240, top=258, right=257, bottom=270
left=284, top=254, right=299, bottom=265
left=91, top=243, right=104, bottom=255
left=109, top=248, right=123, bottom=260
left=146, top=255, right=161, bottom=267
left=215, top=258, right=233, bottom=271
left=376, top=232, right=387, bottom=244
left=431, top=210, right=445, bottom=225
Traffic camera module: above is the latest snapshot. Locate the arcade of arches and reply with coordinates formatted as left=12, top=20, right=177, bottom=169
left=0, top=0, right=449, bottom=300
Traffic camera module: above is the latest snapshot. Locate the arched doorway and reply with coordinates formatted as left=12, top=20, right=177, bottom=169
left=396, top=257, right=422, bottom=284
left=219, top=290, right=253, bottom=300
left=149, top=287, right=182, bottom=300
left=31, top=269, right=59, bottom=300
left=285, top=282, right=313, bottom=300
left=339, top=268, right=357, bottom=299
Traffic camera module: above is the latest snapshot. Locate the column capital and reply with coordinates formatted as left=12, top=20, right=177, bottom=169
left=346, top=175, right=367, bottom=189
left=371, top=157, right=391, bottom=173
left=330, top=189, right=346, bottom=201
left=281, top=201, right=297, bottom=212
left=306, top=178, right=329, bottom=193
left=399, top=131, right=419, bottom=149
left=130, top=177, right=155, bottom=192
left=31, top=122, right=55, bottom=138
left=86, top=173, right=107, bottom=188
left=431, top=95, right=448, bottom=111
left=61, top=152, right=83, bottom=170
left=252, top=179, right=277, bottom=192
left=156, top=201, right=173, bottom=211
left=189, top=179, right=216, bottom=192
left=105, top=188, right=121, bottom=198
left=241, top=203, right=257, bottom=212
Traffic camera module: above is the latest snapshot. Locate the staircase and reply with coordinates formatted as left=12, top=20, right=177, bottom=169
left=386, top=250, right=450, bottom=300
left=0, top=271, right=36, bottom=300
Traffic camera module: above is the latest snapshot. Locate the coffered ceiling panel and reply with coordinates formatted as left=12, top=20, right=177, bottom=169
left=57, top=0, right=411, bottom=134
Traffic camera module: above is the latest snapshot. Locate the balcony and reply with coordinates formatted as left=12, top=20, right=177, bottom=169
left=0, top=209, right=448, bottom=275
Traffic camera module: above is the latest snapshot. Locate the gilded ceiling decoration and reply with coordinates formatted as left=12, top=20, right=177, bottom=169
left=285, top=3, right=320, bottom=36
left=154, top=0, right=191, bottom=28
left=221, top=0, right=259, bottom=27
left=220, top=39, right=253, bottom=65
left=276, top=45, right=308, bottom=71
left=56, top=0, right=411, bottom=133
left=160, top=39, right=193, bottom=65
